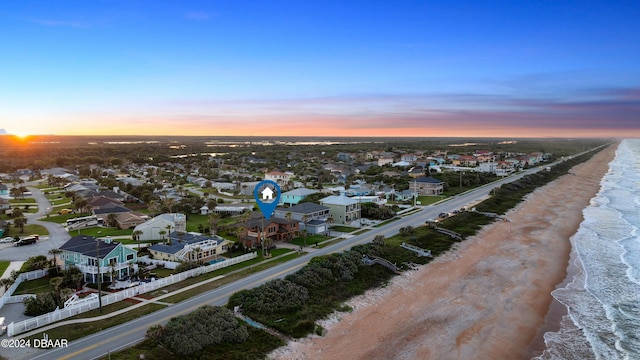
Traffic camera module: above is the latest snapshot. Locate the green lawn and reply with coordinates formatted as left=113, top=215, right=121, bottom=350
left=75, top=227, right=133, bottom=238
left=16, top=224, right=49, bottom=236
left=417, top=195, right=445, bottom=205
left=329, top=225, right=358, bottom=233
left=39, top=212, right=92, bottom=223
left=9, top=198, right=36, bottom=204
left=0, top=261, right=10, bottom=277
left=49, top=198, right=71, bottom=206
left=14, top=277, right=53, bottom=295
left=290, top=234, right=331, bottom=246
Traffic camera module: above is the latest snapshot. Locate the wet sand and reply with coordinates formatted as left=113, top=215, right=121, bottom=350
left=270, top=144, right=617, bottom=360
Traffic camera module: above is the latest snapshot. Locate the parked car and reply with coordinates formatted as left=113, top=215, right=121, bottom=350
left=14, top=236, right=37, bottom=246
left=58, top=209, right=74, bottom=214
left=0, top=237, right=15, bottom=243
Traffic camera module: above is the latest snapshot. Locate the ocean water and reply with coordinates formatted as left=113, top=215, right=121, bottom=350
left=536, top=139, right=640, bottom=360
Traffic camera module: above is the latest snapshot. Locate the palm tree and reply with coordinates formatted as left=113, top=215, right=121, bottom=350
left=49, top=248, right=62, bottom=273
left=13, top=217, right=27, bottom=233
left=50, top=277, right=65, bottom=308
left=326, top=214, right=334, bottom=236
left=159, top=230, right=167, bottom=242
left=107, top=213, right=118, bottom=228
left=192, top=246, right=202, bottom=263
left=302, top=214, right=310, bottom=246
left=132, top=230, right=143, bottom=250
left=109, top=262, right=117, bottom=283
left=165, top=225, right=173, bottom=245
left=0, top=278, right=14, bottom=291
left=208, top=213, right=220, bottom=235
left=74, top=198, right=88, bottom=214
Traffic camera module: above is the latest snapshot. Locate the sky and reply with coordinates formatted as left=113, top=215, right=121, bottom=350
left=1, top=0, right=639, bottom=138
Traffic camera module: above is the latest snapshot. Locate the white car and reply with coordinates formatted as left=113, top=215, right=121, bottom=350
left=0, top=237, right=15, bottom=243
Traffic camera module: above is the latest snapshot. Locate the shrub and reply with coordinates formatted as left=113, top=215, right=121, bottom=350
left=228, top=279, right=309, bottom=315
left=24, top=292, right=57, bottom=316
left=147, top=305, right=248, bottom=356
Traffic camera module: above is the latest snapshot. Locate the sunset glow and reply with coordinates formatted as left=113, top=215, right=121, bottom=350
left=1, top=1, right=639, bottom=138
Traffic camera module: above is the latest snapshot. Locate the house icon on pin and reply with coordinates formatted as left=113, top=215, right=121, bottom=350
left=261, top=186, right=274, bottom=201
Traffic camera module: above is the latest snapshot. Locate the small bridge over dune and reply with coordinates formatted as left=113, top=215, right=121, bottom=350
left=400, top=242, right=432, bottom=257
left=434, top=227, right=463, bottom=241
left=471, top=209, right=510, bottom=222
left=362, top=255, right=401, bottom=274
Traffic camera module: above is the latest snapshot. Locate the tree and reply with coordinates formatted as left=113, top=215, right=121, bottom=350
left=11, top=208, right=23, bottom=219
left=208, top=213, right=220, bottom=235
left=159, top=230, right=166, bottom=242
left=74, top=198, right=88, bottom=214
left=147, top=305, right=248, bottom=356
left=13, top=217, right=27, bottom=233
left=373, top=234, right=386, bottom=246
left=48, top=248, right=62, bottom=273
left=0, top=277, right=14, bottom=291
left=109, top=262, right=117, bottom=283
left=132, top=230, right=143, bottom=250
left=192, top=246, right=202, bottom=263
left=62, top=266, right=85, bottom=290
left=107, top=213, right=118, bottom=228
left=302, top=214, right=310, bottom=246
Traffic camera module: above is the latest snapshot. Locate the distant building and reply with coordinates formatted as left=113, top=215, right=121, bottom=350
left=274, top=202, right=330, bottom=234
left=132, top=213, right=186, bottom=241
left=239, top=214, right=299, bottom=247
left=319, top=195, right=361, bottom=225
left=264, top=171, right=292, bottom=186
left=378, top=157, right=394, bottom=166
left=279, top=187, right=319, bottom=206
left=408, top=176, right=445, bottom=196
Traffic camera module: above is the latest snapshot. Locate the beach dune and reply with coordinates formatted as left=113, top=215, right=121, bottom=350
left=271, top=144, right=617, bottom=360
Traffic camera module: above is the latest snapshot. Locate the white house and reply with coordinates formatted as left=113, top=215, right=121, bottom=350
left=265, top=171, right=292, bottom=185
left=132, top=213, right=186, bottom=242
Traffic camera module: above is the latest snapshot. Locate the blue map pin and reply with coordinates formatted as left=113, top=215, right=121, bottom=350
left=254, top=180, right=281, bottom=220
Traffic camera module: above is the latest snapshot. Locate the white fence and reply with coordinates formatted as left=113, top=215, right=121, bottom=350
left=137, top=256, right=179, bottom=270
left=7, top=252, right=257, bottom=337
left=0, top=269, right=48, bottom=309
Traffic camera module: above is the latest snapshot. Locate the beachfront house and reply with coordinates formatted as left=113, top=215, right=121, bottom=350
left=319, top=195, right=361, bottom=225
left=408, top=176, right=445, bottom=196
left=148, top=232, right=231, bottom=263
left=273, top=202, right=331, bottom=234
left=59, top=235, right=138, bottom=283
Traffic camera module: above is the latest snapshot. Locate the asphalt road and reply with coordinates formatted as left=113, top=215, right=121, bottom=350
left=0, top=186, right=70, bottom=262
left=19, top=145, right=607, bottom=360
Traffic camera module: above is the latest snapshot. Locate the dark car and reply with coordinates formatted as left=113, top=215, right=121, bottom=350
left=14, top=237, right=37, bottom=246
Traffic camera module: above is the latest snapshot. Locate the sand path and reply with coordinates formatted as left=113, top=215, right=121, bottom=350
left=271, top=144, right=617, bottom=360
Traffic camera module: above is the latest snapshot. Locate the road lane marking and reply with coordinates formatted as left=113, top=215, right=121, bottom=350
left=57, top=262, right=306, bottom=360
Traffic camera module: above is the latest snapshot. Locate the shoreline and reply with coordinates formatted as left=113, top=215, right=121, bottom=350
left=270, top=143, right=618, bottom=360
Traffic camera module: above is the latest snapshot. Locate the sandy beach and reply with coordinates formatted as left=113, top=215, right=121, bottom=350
left=270, top=144, right=618, bottom=360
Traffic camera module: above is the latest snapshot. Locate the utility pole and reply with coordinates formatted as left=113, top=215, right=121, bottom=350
left=96, top=239, right=102, bottom=313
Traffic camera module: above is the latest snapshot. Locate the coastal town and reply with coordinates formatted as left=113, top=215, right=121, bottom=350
left=0, top=136, right=605, bottom=359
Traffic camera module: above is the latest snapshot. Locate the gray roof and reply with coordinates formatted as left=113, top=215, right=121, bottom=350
left=319, top=195, right=359, bottom=206
left=280, top=202, right=329, bottom=215
left=60, top=235, right=119, bottom=258
left=149, top=232, right=225, bottom=255
left=282, top=188, right=318, bottom=197
left=414, top=176, right=444, bottom=184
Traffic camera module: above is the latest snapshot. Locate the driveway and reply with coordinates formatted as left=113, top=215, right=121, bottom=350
left=0, top=185, right=70, bottom=262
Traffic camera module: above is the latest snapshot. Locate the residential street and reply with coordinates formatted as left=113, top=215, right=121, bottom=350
left=19, top=154, right=582, bottom=360
left=0, top=184, right=70, bottom=262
